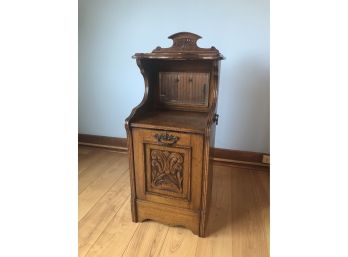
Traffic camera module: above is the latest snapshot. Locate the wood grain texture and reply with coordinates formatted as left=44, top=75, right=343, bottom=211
left=122, top=221, right=169, bottom=257
left=78, top=150, right=107, bottom=175
left=78, top=151, right=125, bottom=193
left=79, top=169, right=131, bottom=257
left=78, top=154, right=129, bottom=221
left=79, top=146, right=269, bottom=257
left=195, top=165, right=233, bottom=257
left=158, top=227, right=199, bottom=257
left=230, top=168, right=269, bottom=257
left=84, top=199, right=139, bottom=257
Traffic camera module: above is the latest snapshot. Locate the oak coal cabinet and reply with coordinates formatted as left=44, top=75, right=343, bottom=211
left=125, top=32, right=224, bottom=237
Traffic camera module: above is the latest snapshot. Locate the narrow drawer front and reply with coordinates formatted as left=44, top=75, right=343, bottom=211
left=141, top=129, right=191, bottom=147
left=132, top=128, right=203, bottom=210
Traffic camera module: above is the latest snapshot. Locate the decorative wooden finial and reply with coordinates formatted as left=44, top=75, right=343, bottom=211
left=168, top=32, right=202, bottom=50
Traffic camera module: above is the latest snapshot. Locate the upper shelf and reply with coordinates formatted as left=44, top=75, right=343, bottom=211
left=131, top=110, right=209, bottom=134
left=133, top=32, right=225, bottom=60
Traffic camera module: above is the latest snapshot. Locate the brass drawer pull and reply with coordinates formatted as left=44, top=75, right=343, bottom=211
left=154, top=133, right=179, bottom=146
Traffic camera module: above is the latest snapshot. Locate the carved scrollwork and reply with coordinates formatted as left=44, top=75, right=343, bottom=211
left=168, top=32, right=201, bottom=49
left=172, top=38, right=197, bottom=49
left=152, top=32, right=203, bottom=52
left=151, top=149, right=184, bottom=192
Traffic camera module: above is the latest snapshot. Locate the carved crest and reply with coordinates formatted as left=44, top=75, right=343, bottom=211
left=133, top=32, right=224, bottom=60
left=150, top=149, right=184, bottom=192
left=169, top=32, right=201, bottom=49
left=152, top=32, right=218, bottom=53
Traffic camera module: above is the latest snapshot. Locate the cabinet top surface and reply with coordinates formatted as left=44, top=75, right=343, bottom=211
left=133, top=32, right=224, bottom=61
left=131, top=110, right=209, bottom=134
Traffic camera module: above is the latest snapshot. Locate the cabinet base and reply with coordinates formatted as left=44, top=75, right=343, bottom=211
left=135, top=199, right=206, bottom=237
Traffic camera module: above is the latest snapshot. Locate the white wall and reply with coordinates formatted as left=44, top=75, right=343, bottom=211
left=79, top=0, right=269, bottom=153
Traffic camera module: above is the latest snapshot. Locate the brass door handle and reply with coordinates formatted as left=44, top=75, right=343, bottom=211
left=213, top=113, right=219, bottom=125
left=154, top=133, right=179, bottom=146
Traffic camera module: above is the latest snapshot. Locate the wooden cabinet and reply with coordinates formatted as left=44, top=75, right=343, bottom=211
left=125, top=32, right=224, bottom=237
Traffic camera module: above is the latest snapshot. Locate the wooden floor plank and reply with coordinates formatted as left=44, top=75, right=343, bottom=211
left=79, top=147, right=93, bottom=155
left=195, top=165, right=233, bottom=257
left=84, top=199, right=139, bottom=257
left=78, top=155, right=129, bottom=221
left=230, top=168, right=270, bottom=257
left=251, top=171, right=270, bottom=255
left=78, top=169, right=131, bottom=257
left=121, top=221, right=169, bottom=257
left=157, top=226, right=199, bottom=257
left=78, top=151, right=126, bottom=193
left=78, top=149, right=93, bottom=163
left=78, top=149, right=106, bottom=174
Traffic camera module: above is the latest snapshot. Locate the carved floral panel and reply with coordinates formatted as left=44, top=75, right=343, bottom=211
left=150, top=149, right=184, bottom=193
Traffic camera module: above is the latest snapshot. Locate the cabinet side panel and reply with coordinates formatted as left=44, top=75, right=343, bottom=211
left=199, top=124, right=216, bottom=237
left=126, top=127, right=138, bottom=222
left=207, top=123, right=216, bottom=215
left=132, top=128, right=146, bottom=201
left=190, top=133, right=204, bottom=210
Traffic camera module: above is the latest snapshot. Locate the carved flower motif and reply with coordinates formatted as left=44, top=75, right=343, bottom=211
left=151, top=150, right=184, bottom=192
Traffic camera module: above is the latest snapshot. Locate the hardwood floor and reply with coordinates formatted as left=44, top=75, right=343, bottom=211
left=78, top=146, right=269, bottom=257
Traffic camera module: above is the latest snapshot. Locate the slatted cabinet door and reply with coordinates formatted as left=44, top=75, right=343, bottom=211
left=159, top=72, right=210, bottom=107
left=132, top=128, right=204, bottom=211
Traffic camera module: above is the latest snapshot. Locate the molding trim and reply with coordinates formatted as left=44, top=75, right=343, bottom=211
left=78, top=134, right=269, bottom=170
left=213, top=148, right=269, bottom=166
left=78, top=134, right=127, bottom=152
